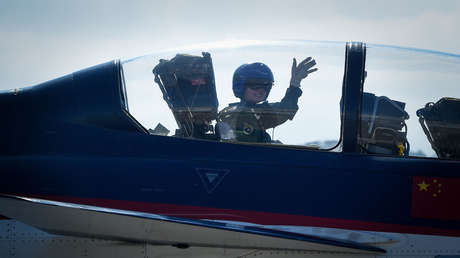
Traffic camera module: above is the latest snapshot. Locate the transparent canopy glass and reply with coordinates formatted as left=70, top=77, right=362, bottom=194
left=121, top=40, right=345, bottom=149
left=363, top=45, right=460, bottom=159
left=120, top=40, right=460, bottom=159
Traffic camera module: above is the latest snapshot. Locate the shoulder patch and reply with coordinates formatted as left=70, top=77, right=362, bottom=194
left=243, top=122, right=254, bottom=135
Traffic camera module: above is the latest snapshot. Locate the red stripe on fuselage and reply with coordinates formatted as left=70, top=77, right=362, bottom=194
left=9, top=193, right=460, bottom=237
left=0, top=215, right=9, bottom=220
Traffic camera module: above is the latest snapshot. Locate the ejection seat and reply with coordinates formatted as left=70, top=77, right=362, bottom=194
left=417, top=97, right=460, bottom=159
left=152, top=52, right=219, bottom=139
left=358, top=92, right=410, bottom=156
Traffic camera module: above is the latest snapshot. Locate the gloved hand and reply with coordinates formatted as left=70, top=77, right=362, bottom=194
left=289, top=57, right=318, bottom=88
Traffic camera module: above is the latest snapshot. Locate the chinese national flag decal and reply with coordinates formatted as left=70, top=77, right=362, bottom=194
left=411, top=176, right=460, bottom=220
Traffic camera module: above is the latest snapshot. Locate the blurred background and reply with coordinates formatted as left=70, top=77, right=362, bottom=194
left=1, top=0, right=459, bottom=89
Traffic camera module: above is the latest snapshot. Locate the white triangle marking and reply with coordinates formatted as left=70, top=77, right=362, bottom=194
left=206, top=173, right=219, bottom=183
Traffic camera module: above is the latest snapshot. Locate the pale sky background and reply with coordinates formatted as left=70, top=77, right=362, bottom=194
left=1, top=0, right=460, bottom=89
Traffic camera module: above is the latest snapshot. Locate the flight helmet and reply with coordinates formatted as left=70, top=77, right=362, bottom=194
left=232, top=63, right=274, bottom=99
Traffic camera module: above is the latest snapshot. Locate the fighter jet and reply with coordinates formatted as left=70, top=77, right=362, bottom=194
left=1, top=40, right=459, bottom=258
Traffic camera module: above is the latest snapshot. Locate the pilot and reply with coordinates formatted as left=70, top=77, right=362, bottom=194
left=217, top=57, right=317, bottom=143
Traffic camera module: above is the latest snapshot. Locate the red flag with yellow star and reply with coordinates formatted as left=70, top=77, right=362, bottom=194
left=411, top=176, right=460, bottom=220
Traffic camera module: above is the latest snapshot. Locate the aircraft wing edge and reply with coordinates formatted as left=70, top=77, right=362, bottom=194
left=0, top=194, right=385, bottom=254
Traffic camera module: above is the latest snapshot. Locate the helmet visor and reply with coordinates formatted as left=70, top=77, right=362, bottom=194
left=244, top=78, right=273, bottom=90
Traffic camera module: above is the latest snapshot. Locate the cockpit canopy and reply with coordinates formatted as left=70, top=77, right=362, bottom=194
left=121, top=40, right=460, bottom=160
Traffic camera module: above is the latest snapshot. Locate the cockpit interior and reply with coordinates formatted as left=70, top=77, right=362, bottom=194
left=120, top=41, right=460, bottom=160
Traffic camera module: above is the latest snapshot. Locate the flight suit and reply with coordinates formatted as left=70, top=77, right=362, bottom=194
left=217, top=86, right=302, bottom=143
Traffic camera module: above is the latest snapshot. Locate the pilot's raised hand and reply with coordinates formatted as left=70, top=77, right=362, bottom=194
left=290, top=57, right=318, bottom=88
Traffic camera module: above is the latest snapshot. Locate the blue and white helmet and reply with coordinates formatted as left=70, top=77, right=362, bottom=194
left=232, top=63, right=274, bottom=99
